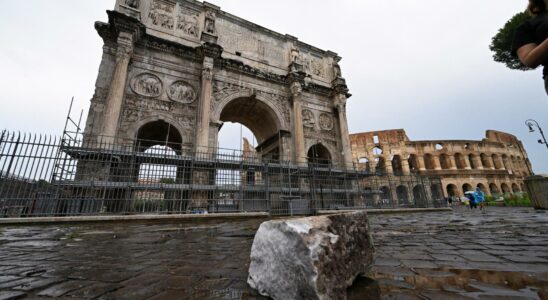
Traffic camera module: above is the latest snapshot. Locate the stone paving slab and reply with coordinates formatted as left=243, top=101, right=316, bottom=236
left=0, top=208, right=546, bottom=299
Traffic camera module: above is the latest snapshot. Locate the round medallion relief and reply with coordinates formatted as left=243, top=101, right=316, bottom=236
left=319, top=113, right=334, bottom=131
left=168, top=81, right=196, bottom=103
left=131, top=73, right=163, bottom=98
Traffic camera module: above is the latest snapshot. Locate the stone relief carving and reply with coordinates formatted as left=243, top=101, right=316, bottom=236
left=131, top=73, right=162, bottom=98
left=168, top=81, right=196, bottom=103
left=298, top=52, right=326, bottom=78
left=213, top=81, right=251, bottom=101
left=302, top=109, right=315, bottom=128
left=205, top=10, right=216, bottom=35
left=148, top=0, right=174, bottom=30
left=124, top=0, right=140, bottom=9
left=319, top=113, right=334, bottom=131
left=177, top=13, right=199, bottom=38
left=131, top=73, right=163, bottom=98
left=256, top=90, right=290, bottom=125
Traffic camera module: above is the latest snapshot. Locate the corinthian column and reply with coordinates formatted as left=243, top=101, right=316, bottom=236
left=101, top=31, right=134, bottom=144
left=290, top=82, right=306, bottom=166
left=334, top=94, right=353, bottom=170
left=196, top=57, right=214, bottom=153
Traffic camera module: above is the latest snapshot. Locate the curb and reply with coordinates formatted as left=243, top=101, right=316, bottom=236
left=0, top=212, right=270, bottom=225
left=317, top=207, right=453, bottom=215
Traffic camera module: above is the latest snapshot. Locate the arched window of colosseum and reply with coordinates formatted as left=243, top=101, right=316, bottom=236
left=424, top=154, right=435, bottom=170
left=413, top=185, right=426, bottom=207
left=469, top=154, right=479, bottom=169
left=380, top=186, right=390, bottom=202
left=446, top=184, right=458, bottom=197
left=454, top=153, right=466, bottom=169
left=372, top=146, right=383, bottom=156
left=431, top=184, right=443, bottom=201
left=435, top=143, right=444, bottom=151
left=392, top=155, right=403, bottom=175
left=480, top=153, right=491, bottom=169
left=492, top=154, right=503, bottom=170
left=439, top=154, right=451, bottom=170
left=408, top=154, right=419, bottom=172
left=512, top=183, right=520, bottom=193
left=396, top=186, right=409, bottom=206
left=462, top=183, right=473, bottom=194
left=502, top=154, right=509, bottom=170
left=375, top=157, right=387, bottom=174
left=476, top=183, right=487, bottom=193
left=464, top=143, right=471, bottom=150
left=358, top=157, right=371, bottom=172
left=501, top=183, right=511, bottom=194
left=489, top=183, right=500, bottom=195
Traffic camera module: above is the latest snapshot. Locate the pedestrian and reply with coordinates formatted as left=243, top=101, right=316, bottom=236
left=512, top=0, right=548, bottom=94
left=448, top=196, right=453, bottom=207
left=475, top=187, right=486, bottom=211
left=465, top=192, right=477, bottom=209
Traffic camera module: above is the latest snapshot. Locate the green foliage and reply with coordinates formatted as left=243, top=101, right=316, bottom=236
left=503, top=192, right=532, bottom=207
left=490, top=11, right=532, bottom=71
left=159, top=178, right=176, bottom=184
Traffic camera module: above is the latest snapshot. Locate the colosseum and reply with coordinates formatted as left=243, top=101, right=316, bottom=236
left=350, top=129, right=533, bottom=200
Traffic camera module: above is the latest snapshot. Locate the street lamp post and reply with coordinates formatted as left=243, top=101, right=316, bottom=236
left=525, top=119, right=548, bottom=151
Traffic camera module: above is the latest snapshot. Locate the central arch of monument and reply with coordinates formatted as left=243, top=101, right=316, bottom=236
left=83, top=0, right=353, bottom=169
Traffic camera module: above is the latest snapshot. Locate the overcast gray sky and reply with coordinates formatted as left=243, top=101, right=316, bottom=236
left=0, top=0, right=547, bottom=172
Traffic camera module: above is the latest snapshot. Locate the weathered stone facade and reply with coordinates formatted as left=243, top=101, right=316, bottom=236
left=84, top=0, right=353, bottom=168
left=350, top=129, right=533, bottom=197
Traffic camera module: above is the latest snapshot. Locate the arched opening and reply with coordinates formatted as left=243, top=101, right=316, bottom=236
left=219, top=96, right=282, bottom=161
left=392, top=155, right=403, bottom=175
left=512, top=183, right=520, bottom=193
left=413, top=185, right=427, bottom=207
left=375, top=157, right=386, bottom=174
left=358, top=157, right=371, bottom=172
left=424, top=154, right=435, bottom=170
left=492, top=154, right=503, bottom=170
left=489, top=183, right=500, bottom=196
left=480, top=153, right=491, bottom=169
left=134, top=120, right=187, bottom=213
left=396, top=185, right=409, bottom=206
left=502, top=154, right=509, bottom=170
left=446, top=184, right=458, bottom=197
left=431, top=183, right=443, bottom=202
left=476, top=183, right=487, bottom=194
left=462, top=183, right=473, bottom=194
left=372, top=146, right=383, bottom=156
left=379, top=186, right=391, bottom=204
left=435, top=143, right=444, bottom=151
left=135, top=121, right=185, bottom=188
left=501, top=183, right=511, bottom=194
left=408, top=154, right=419, bottom=173
left=439, top=154, right=451, bottom=170
left=307, top=144, right=332, bottom=166
left=454, top=153, right=467, bottom=169
left=469, top=154, right=479, bottom=169
left=136, top=120, right=183, bottom=153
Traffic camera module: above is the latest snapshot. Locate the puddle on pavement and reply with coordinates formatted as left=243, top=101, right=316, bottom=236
left=346, top=267, right=547, bottom=299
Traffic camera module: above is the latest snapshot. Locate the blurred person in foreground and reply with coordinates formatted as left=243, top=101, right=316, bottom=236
left=513, top=0, right=548, bottom=94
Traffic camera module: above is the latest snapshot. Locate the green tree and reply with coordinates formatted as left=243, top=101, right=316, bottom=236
left=490, top=11, right=532, bottom=71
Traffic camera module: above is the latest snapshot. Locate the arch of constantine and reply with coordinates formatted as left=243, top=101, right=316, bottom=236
left=350, top=129, right=533, bottom=199
left=84, top=0, right=353, bottom=169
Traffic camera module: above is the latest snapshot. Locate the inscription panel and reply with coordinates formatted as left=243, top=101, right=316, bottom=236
left=216, top=17, right=287, bottom=68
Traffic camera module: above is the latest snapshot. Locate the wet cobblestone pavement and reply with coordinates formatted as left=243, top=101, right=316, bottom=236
left=0, top=207, right=547, bottom=299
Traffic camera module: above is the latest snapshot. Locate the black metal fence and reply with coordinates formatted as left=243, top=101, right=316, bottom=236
left=0, top=130, right=446, bottom=218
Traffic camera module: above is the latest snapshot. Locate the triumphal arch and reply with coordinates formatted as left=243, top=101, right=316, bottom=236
left=84, top=0, right=353, bottom=168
